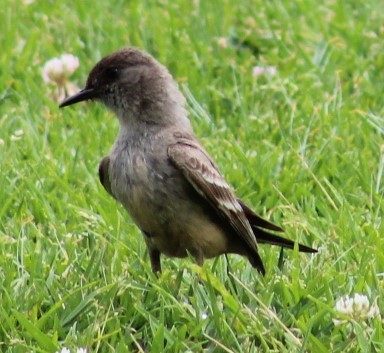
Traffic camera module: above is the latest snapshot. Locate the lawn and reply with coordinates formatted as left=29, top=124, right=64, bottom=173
left=1, top=0, right=383, bottom=352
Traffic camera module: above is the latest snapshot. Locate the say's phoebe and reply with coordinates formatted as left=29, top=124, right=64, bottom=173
left=60, top=48, right=316, bottom=275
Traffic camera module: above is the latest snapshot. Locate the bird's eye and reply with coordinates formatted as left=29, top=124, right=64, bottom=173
left=105, top=67, right=119, bottom=80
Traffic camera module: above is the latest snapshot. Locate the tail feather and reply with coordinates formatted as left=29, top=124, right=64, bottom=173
left=239, top=199, right=317, bottom=253
left=251, top=226, right=317, bottom=253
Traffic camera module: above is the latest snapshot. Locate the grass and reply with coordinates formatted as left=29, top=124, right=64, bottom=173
left=1, top=0, right=383, bottom=352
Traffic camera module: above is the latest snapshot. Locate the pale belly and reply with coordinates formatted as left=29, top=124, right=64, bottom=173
left=119, top=181, right=230, bottom=259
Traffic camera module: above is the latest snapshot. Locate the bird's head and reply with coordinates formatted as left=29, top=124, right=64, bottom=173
left=59, top=48, right=186, bottom=124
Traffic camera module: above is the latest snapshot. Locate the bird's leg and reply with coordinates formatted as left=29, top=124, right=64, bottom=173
left=194, top=248, right=204, bottom=267
left=143, top=231, right=161, bottom=275
left=192, top=249, right=206, bottom=285
left=149, top=248, right=161, bottom=275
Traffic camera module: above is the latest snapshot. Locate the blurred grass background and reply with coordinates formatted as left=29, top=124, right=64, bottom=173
left=1, top=0, right=383, bottom=352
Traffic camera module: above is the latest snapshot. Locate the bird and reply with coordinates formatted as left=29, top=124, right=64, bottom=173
left=59, top=47, right=317, bottom=275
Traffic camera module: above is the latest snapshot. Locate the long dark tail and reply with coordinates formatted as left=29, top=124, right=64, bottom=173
left=238, top=200, right=317, bottom=253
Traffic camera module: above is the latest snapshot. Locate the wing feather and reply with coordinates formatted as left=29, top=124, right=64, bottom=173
left=168, top=140, right=259, bottom=255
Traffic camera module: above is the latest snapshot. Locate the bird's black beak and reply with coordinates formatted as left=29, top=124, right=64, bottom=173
left=59, top=88, right=97, bottom=108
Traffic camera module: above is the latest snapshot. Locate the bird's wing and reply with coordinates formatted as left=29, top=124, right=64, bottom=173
left=98, top=156, right=116, bottom=199
left=168, top=140, right=259, bottom=255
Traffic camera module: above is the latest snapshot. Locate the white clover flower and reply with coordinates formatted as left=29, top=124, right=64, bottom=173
left=334, top=293, right=380, bottom=325
left=42, top=54, right=79, bottom=85
left=42, top=54, right=80, bottom=102
left=252, top=65, right=277, bottom=77
left=77, top=348, right=87, bottom=353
